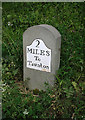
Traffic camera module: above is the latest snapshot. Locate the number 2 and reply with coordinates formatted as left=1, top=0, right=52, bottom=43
left=36, top=40, right=40, bottom=47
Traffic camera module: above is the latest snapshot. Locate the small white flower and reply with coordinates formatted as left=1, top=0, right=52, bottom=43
left=11, top=24, right=13, bottom=26
left=8, top=22, right=13, bottom=26
left=23, top=109, right=29, bottom=115
left=8, top=22, right=11, bottom=26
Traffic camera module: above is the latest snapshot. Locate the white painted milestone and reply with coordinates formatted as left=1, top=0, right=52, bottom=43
left=26, top=39, right=51, bottom=72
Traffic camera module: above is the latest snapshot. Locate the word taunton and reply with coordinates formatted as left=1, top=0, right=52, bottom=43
left=27, top=61, right=49, bottom=70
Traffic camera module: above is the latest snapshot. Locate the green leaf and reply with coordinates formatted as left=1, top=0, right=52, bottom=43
left=72, top=81, right=80, bottom=92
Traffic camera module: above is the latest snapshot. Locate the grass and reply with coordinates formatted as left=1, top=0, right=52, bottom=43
left=2, top=2, right=84, bottom=119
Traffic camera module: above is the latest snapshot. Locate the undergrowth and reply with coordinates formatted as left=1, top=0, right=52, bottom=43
left=2, top=2, right=84, bottom=119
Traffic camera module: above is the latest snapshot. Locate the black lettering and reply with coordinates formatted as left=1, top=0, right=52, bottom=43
left=43, top=65, right=49, bottom=69
left=35, top=49, right=39, bottom=55
left=28, top=61, right=32, bottom=65
left=39, top=63, right=42, bottom=68
left=46, top=51, right=50, bottom=56
left=36, top=40, right=40, bottom=47
left=43, top=65, right=46, bottom=68
left=33, top=63, right=37, bottom=67
left=27, top=48, right=32, bottom=53
left=34, top=56, right=41, bottom=61
left=33, top=49, right=36, bottom=54
left=40, top=50, right=45, bottom=56
left=46, top=66, right=49, bottom=69
left=32, top=49, right=39, bottom=55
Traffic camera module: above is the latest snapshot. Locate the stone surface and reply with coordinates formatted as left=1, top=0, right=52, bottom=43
left=23, top=24, right=61, bottom=90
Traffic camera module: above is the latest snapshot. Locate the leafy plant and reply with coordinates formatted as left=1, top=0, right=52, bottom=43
left=2, top=2, right=84, bottom=119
